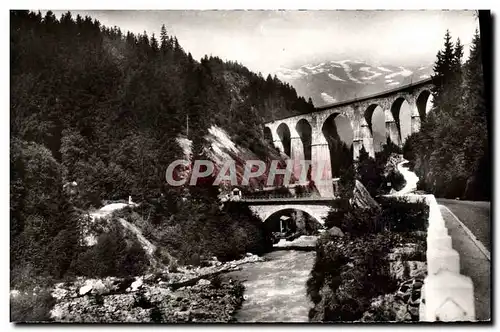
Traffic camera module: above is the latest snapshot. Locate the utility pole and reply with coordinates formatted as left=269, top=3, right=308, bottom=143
left=186, top=114, right=189, bottom=137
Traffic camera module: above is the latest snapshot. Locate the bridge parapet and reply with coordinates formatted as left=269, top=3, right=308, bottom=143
left=241, top=192, right=330, bottom=200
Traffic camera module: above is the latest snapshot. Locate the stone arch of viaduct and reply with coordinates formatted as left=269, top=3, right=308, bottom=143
left=263, top=79, right=434, bottom=197
left=249, top=204, right=330, bottom=225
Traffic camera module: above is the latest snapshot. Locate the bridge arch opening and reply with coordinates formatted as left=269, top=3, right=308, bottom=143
left=276, top=123, right=292, bottom=157
left=322, top=113, right=353, bottom=177
left=296, top=119, right=312, bottom=161
left=263, top=208, right=323, bottom=240
left=365, top=104, right=385, bottom=153
left=263, top=126, right=273, bottom=145
left=391, top=97, right=412, bottom=145
left=416, top=90, right=434, bottom=121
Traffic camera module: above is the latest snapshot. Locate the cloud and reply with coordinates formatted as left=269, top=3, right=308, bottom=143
left=388, top=82, right=401, bottom=86
left=54, top=11, right=479, bottom=77
left=419, top=74, right=430, bottom=79
left=321, top=92, right=337, bottom=104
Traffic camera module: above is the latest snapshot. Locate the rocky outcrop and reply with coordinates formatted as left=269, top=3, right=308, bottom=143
left=352, top=180, right=381, bottom=210
left=360, top=233, right=427, bottom=322
left=360, top=277, right=424, bottom=322
left=117, top=217, right=157, bottom=264
left=387, top=243, right=427, bottom=282
left=51, top=277, right=244, bottom=323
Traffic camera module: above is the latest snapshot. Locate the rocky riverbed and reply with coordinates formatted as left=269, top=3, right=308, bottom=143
left=41, top=253, right=264, bottom=323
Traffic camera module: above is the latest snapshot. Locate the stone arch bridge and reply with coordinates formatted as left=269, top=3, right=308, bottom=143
left=239, top=197, right=336, bottom=225
left=263, top=78, right=433, bottom=197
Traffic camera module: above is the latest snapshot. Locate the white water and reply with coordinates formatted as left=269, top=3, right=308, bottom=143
left=227, top=250, right=315, bottom=322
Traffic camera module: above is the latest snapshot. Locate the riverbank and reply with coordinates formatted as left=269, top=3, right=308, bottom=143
left=307, top=231, right=427, bottom=322
left=11, top=253, right=264, bottom=323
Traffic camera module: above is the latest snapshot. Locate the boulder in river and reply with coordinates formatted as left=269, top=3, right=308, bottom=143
left=129, top=277, right=143, bottom=292
left=79, top=284, right=92, bottom=296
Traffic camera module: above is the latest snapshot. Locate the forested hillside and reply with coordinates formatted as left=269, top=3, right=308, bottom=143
left=403, top=30, right=490, bottom=200
left=10, top=10, right=314, bottom=289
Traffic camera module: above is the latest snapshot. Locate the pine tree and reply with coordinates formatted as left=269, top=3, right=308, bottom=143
left=461, top=29, right=489, bottom=199
left=405, top=29, right=490, bottom=200
left=453, top=37, right=464, bottom=71
left=431, top=30, right=455, bottom=115
left=452, top=37, right=464, bottom=114
left=160, top=24, right=168, bottom=50
left=463, top=30, right=485, bottom=118
left=150, top=33, right=159, bottom=52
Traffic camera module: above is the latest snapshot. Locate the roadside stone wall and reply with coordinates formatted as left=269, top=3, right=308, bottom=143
left=401, top=194, right=475, bottom=322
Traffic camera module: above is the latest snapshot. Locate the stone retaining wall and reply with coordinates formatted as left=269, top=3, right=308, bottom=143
left=397, top=194, right=475, bottom=322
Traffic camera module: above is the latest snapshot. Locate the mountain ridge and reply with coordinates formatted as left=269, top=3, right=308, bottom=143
left=275, top=59, right=434, bottom=107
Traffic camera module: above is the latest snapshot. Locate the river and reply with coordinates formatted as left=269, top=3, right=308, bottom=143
left=226, top=250, right=316, bottom=323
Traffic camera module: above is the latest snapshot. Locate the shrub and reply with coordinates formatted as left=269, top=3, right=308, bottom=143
left=304, top=215, right=323, bottom=235
left=154, top=247, right=171, bottom=265
left=378, top=197, right=429, bottom=232
left=150, top=307, right=163, bottom=323
left=168, top=259, right=179, bottom=273
left=323, top=203, right=381, bottom=236
left=189, top=253, right=201, bottom=266
left=133, top=290, right=153, bottom=309
left=211, top=274, right=223, bottom=289
left=274, top=186, right=292, bottom=197
left=10, top=139, right=79, bottom=288
left=10, top=289, right=55, bottom=322
left=307, top=233, right=398, bottom=322
left=71, top=223, right=148, bottom=278
left=357, top=147, right=385, bottom=198
left=324, top=197, right=428, bottom=235
left=159, top=200, right=272, bottom=265
left=111, top=206, right=134, bottom=220
left=386, top=170, right=406, bottom=192
left=120, top=239, right=149, bottom=276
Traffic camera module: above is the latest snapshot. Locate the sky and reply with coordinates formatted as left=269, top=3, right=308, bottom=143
left=51, top=10, right=480, bottom=76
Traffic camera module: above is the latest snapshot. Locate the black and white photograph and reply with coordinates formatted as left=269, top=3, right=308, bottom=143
left=9, top=8, right=492, bottom=324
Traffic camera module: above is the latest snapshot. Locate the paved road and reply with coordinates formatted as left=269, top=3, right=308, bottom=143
left=437, top=199, right=491, bottom=251
left=440, top=206, right=491, bottom=321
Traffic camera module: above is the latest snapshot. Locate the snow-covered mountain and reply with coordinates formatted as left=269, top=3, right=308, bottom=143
left=275, top=60, right=434, bottom=107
